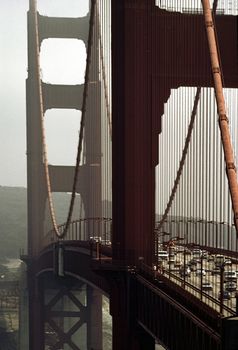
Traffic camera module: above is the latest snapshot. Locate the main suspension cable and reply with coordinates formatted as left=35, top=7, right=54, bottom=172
left=201, top=0, right=238, bottom=235
left=32, top=0, right=97, bottom=238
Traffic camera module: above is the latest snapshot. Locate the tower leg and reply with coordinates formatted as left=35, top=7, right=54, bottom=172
left=111, top=274, right=155, bottom=350
left=19, top=263, right=29, bottom=350
left=222, top=317, right=238, bottom=350
left=138, top=326, right=155, bottom=349
left=28, top=272, right=44, bottom=350
left=87, top=286, right=103, bottom=350
left=112, top=316, right=155, bottom=350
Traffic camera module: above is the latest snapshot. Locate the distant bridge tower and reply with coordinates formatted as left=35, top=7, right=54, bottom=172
left=25, top=1, right=103, bottom=349
left=26, top=2, right=101, bottom=257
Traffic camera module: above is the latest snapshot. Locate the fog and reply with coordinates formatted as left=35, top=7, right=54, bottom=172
left=0, top=0, right=89, bottom=187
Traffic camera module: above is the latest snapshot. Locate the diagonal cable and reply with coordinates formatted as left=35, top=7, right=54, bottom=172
left=157, top=87, right=201, bottom=233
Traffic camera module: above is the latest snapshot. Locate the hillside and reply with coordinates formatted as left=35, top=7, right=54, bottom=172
left=0, top=187, right=82, bottom=259
left=0, top=187, right=27, bottom=260
left=0, top=185, right=168, bottom=261
left=0, top=186, right=113, bottom=259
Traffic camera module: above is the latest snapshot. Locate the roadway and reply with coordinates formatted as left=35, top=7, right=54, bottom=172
left=159, top=247, right=238, bottom=316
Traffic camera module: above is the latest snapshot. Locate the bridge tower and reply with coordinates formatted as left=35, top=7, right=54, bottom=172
left=110, top=1, right=156, bottom=348
left=25, top=1, right=103, bottom=349
left=26, top=3, right=101, bottom=257
left=111, top=0, right=238, bottom=349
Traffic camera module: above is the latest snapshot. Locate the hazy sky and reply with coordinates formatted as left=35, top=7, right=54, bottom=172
left=0, top=0, right=89, bottom=187
left=1, top=0, right=234, bottom=188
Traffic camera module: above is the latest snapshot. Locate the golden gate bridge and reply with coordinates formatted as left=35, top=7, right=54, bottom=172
left=23, top=0, right=238, bottom=349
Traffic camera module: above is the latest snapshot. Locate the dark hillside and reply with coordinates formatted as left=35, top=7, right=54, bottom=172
left=0, top=187, right=27, bottom=260
left=0, top=187, right=81, bottom=259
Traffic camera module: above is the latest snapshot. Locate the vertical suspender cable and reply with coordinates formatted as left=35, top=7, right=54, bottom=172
left=205, top=88, right=208, bottom=247
left=96, top=2, right=112, bottom=138
left=201, top=0, right=238, bottom=236
left=157, top=88, right=201, bottom=232
left=199, top=90, right=203, bottom=246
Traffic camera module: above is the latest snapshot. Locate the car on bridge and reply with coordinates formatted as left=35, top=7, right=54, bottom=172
left=170, top=267, right=180, bottom=273
left=211, top=267, right=220, bottom=275
left=202, top=282, right=213, bottom=291
left=207, top=255, right=215, bottom=262
left=192, top=248, right=202, bottom=257
left=158, top=250, right=169, bottom=260
left=168, top=257, right=175, bottom=264
left=215, top=254, right=225, bottom=267
left=224, top=281, right=237, bottom=292
left=184, top=249, right=192, bottom=256
left=90, top=236, right=102, bottom=243
left=190, top=265, right=197, bottom=272
left=90, top=237, right=111, bottom=245
left=175, top=247, right=184, bottom=254
left=179, top=266, right=191, bottom=277
left=174, top=260, right=182, bottom=268
left=223, top=258, right=232, bottom=265
left=201, top=252, right=208, bottom=260
left=218, top=290, right=231, bottom=300
left=224, top=270, right=237, bottom=282
left=196, top=269, right=206, bottom=277
left=189, top=258, right=198, bottom=265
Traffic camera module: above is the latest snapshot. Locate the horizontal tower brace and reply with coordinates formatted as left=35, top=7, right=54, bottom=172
left=38, top=13, right=89, bottom=43
left=42, top=83, right=83, bottom=112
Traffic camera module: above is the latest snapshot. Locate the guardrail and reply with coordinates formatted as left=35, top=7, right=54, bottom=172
left=40, top=217, right=112, bottom=250
left=40, top=218, right=238, bottom=317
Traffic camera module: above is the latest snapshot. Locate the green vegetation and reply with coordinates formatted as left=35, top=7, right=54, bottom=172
left=0, top=186, right=113, bottom=260
left=0, top=185, right=163, bottom=262
left=0, top=187, right=80, bottom=259
left=0, top=187, right=27, bottom=260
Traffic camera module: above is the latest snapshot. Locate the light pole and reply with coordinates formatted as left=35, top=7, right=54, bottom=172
left=164, top=236, right=183, bottom=278
left=182, top=219, right=191, bottom=288
left=200, top=251, right=203, bottom=300
left=219, top=261, right=225, bottom=316
left=235, top=291, right=238, bottom=316
left=154, top=229, right=170, bottom=269
left=194, top=218, right=204, bottom=247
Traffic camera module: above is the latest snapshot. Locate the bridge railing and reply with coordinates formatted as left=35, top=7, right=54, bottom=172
left=155, top=217, right=238, bottom=317
left=40, top=216, right=238, bottom=317
left=137, top=258, right=237, bottom=318
left=155, top=218, right=238, bottom=257
left=41, top=217, right=112, bottom=250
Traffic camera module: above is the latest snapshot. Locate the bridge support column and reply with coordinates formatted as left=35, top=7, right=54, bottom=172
left=87, top=286, right=103, bottom=350
left=222, top=317, right=238, bottom=350
left=112, top=318, right=155, bottom=350
left=137, top=327, right=155, bottom=349
left=111, top=273, right=155, bottom=350
left=19, top=263, right=29, bottom=350
left=112, top=0, right=155, bottom=266
left=28, top=272, right=44, bottom=350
